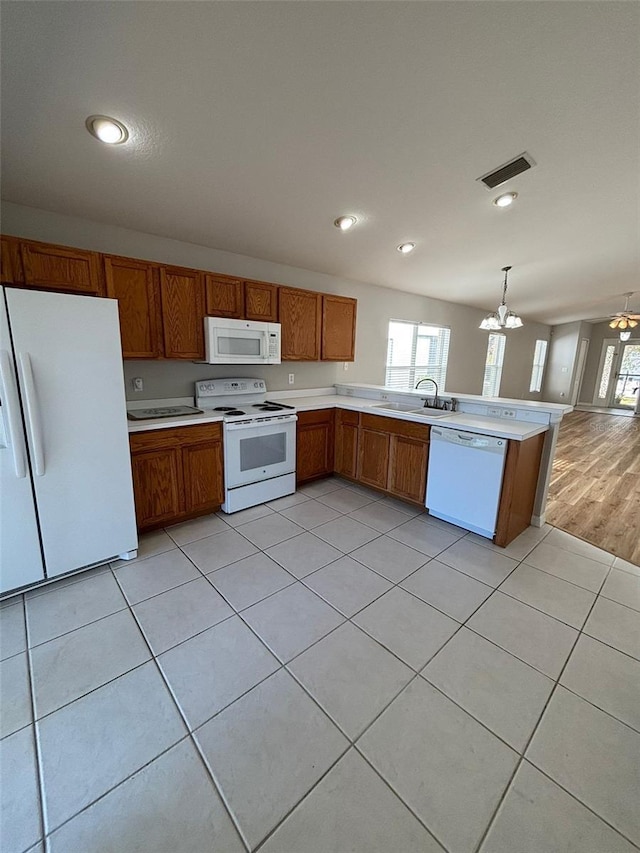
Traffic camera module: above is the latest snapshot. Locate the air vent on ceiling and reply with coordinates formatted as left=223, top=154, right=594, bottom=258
left=477, top=153, right=536, bottom=190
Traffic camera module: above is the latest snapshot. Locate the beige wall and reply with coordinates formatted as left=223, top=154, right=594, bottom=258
left=542, top=321, right=592, bottom=404
left=1, top=202, right=550, bottom=401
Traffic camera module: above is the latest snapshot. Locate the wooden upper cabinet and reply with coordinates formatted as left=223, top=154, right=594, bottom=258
left=279, top=287, right=322, bottom=360
left=321, top=295, right=357, bottom=361
left=159, top=266, right=205, bottom=359
left=104, top=256, right=162, bottom=358
left=205, top=274, right=244, bottom=318
left=244, top=280, right=278, bottom=322
left=1, top=236, right=23, bottom=284
left=20, top=240, right=104, bottom=295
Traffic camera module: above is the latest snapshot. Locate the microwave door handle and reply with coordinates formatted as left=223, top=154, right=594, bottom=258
left=18, top=352, right=46, bottom=476
left=0, top=349, right=28, bottom=478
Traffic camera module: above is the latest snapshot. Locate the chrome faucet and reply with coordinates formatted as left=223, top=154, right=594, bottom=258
left=415, top=377, right=439, bottom=408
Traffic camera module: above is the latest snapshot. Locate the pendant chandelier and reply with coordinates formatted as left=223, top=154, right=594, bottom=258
left=479, top=266, right=524, bottom=330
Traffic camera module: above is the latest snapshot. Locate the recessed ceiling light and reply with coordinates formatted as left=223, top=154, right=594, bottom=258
left=397, top=242, right=416, bottom=254
left=493, top=192, right=518, bottom=208
left=85, top=115, right=129, bottom=145
left=334, top=215, right=357, bottom=231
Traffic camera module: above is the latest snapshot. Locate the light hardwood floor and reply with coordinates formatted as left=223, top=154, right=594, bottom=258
left=546, top=410, right=640, bottom=565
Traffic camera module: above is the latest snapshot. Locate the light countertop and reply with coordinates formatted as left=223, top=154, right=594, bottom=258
left=128, top=390, right=548, bottom=441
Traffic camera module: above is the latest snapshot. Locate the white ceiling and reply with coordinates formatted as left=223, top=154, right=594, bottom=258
left=1, top=1, right=639, bottom=325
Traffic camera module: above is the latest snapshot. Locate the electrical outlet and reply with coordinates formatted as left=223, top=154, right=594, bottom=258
left=501, top=408, right=517, bottom=419
left=381, top=394, right=389, bottom=401
left=487, top=407, right=501, bottom=417
left=288, top=373, right=295, bottom=385
left=132, top=377, right=144, bottom=392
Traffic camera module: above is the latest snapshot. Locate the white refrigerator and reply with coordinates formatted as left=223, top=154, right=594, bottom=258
left=0, top=286, right=137, bottom=594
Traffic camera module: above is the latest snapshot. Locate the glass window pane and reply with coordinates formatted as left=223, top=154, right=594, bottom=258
left=385, top=320, right=450, bottom=390
left=482, top=334, right=506, bottom=396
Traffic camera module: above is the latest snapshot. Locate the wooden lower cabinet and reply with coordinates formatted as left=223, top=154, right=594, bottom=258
left=296, top=409, right=335, bottom=484
left=129, top=423, right=223, bottom=531
left=495, top=432, right=545, bottom=547
left=334, top=410, right=359, bottom=479
left=388, top=433, right=429, bottom=503
left=357, top=427, right=390, bottom=490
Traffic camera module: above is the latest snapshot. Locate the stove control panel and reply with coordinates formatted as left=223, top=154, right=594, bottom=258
left=196, top=378, right=266, bottom=397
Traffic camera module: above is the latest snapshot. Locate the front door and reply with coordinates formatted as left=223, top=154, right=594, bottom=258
left=593, top=338, right=640, bottom=411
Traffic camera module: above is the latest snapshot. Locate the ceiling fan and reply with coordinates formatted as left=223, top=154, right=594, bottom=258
left=608, top=292, right=640, bottom=331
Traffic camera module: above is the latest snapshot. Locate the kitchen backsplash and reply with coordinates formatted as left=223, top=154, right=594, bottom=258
left=122, top=359, right=349, bottom=401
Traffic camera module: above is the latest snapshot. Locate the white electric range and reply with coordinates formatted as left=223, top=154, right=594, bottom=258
left=195, top=378, right=297, bottom=513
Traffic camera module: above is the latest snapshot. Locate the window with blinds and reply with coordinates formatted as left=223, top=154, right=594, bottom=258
left=385, top=320, right=451, bottom=390
left=482, top=333, right=506, bottom=397
left=529, top=339, right=548, bottom=393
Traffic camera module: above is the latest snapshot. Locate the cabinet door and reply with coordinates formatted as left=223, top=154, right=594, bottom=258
left=160, top=266, right=205, bottom=359
left=334, top=410, right=359, bottom=478
left=130, top=447, right=183, bottom=529
left=245, top=281, right=278, bottom=322
left=104, top=256, right=162, bottom=358
left=182, top=439, right=224, bottom=514
left=205, top=274, right=244, bottom=318
left=321, top=295, right=357, bottom=361
left=1, top=236, right=23, bottom=283
left=279, top=287, right=322, bottom=360
left=20, top=240, right=104, bottom=295
left=357, top=428, right=390, bottom=490
left=388, top=435, right=429, bottom=504
left=296, top=410, right=335, bottom=484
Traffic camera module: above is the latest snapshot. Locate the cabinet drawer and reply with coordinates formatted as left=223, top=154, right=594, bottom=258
left=129, top=422, right=222, bottom=452
left=336, top=409, right=359, bottom=426
left=360, top=413, right=430, bottom=441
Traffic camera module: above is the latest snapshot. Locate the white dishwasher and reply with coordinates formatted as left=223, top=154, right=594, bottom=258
left=426, top=426, right=507, bottom=539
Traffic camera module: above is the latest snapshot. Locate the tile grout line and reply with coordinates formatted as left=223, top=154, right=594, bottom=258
left=106, top=564, right=253, bottom=853
left=15, top=493, right=635, bottom=851
left=22, top=595, right=47, bottom=853
left=470, top=560, right=623, bottom=853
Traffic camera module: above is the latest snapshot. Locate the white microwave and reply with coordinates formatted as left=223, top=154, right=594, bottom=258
left=203, top=317, right=281, bottom=364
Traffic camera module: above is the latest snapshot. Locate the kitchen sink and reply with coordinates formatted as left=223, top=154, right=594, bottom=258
left=371, top=402, right=452, bottom=418
left=372, top=402, right=422, bottom=412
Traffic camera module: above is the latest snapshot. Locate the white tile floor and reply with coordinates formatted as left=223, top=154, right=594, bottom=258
left=1, top=476, right=639, bottom=853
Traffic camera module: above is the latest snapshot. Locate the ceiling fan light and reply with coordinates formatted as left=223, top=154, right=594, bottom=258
left=609, top=319, right=619, bottom=329
left=629, top=319, right=638, bottom=328
left=619, top=318, right=628, bottom=329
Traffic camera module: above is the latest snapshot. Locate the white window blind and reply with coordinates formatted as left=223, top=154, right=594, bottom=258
left=385, top=320, right=450, bottom=391
left=529, top=339, right=548, bottom=393
left=482, top=333, right=506, bottom=397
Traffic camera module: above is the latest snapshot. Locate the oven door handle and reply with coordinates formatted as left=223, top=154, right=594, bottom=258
left=224, top=415, right=298, bottom=431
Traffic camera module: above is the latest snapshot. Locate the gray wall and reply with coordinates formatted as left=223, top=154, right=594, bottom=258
left=1, top=202, right=550, bottom=401
left=580, top=321, right=640, bottom=404
left=542, top=321, right=592, bottom=404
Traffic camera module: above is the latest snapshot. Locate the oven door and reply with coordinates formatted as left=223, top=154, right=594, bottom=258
left=224, top=416, right=297, bottom=488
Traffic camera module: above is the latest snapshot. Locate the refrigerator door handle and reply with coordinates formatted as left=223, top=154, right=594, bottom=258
left=0, top=349, right=28, bottom=478
left=18, top=352, right=45, bottom=476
